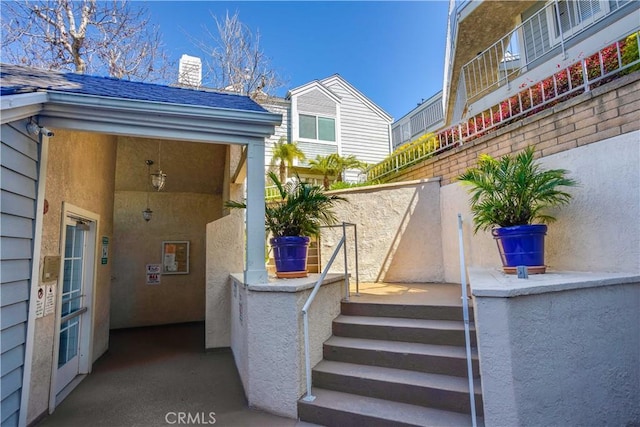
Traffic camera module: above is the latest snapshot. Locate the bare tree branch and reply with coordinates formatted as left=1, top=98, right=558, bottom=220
left=187, top=10, right=285, bottom=98
left=1, top=0, right=173, bottom=82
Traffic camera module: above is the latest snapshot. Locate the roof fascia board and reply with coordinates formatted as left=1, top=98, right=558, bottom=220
left=38, top=91, right=281, bottom=142
left=38, top=115, right=266, bottom=145
left=41, top=102, right=277, bottom=139
left=287, top=81, right=342, bottom=104
left=46, top=91, right=282, bottom=128
left=1, top=92, right=47, bottom=124
left=320, top=75, right=393, bottom=122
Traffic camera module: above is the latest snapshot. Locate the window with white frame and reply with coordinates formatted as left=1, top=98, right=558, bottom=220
left=546, top=0, right=609, bottom=44
left=299, top=114, right=336, bottom=142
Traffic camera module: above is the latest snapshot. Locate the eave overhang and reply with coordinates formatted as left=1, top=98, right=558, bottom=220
left=1, top=90, right=282, bottom=145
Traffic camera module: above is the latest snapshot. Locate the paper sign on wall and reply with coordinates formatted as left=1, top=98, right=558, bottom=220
left=44, top=285, right=56, bottom=316
left=35, top=286, right=45, bottom=318
left=146, top=264, right=161, bottom=285
left=101, top=236, right=109, bottom=265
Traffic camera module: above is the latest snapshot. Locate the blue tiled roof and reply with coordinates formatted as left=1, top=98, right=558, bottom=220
left=0, top=63, right=267, bottom=113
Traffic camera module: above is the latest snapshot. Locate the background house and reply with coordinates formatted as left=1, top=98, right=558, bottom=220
left=262, top=74, right=393, bottom=185
left=391, top=91, right=444, bottom=149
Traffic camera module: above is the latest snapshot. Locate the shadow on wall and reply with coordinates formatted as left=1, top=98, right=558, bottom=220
left=321, top=179, right=444, bottom=283
left=377, top=184, right=444, bottom=282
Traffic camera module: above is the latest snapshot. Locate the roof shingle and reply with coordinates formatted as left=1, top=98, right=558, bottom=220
left=0, top=63, right=267, bottom=113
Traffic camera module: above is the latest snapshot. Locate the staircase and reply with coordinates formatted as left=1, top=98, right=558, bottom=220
left=298, top=298, right=483, bottom=426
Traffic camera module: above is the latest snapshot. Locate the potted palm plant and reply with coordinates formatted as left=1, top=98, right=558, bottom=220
left=457, top=146, right=577, bottom=274
left=226, top=172, right=345, bottom=278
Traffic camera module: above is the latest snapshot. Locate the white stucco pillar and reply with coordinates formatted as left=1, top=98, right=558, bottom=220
left=244, top=140, right=267, bottom=284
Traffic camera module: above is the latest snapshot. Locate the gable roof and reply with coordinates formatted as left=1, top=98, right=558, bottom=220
left=286, top=74, right=392, bottom=123
left=320, top=74, right=393, bottom=123
left=0, top=63, right=267, bottom=113
left=286, top=79, right=342, bottom=104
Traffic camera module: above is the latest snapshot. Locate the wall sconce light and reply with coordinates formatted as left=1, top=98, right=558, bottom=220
left=142, top=207, right=153, bottom=222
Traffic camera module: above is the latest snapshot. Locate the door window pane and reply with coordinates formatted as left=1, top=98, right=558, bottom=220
left=58, top=318, right=79, bottom=367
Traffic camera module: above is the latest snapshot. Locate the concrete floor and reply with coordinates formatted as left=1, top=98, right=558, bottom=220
left=36, top=283, right=463, bottom=427
left=37, top=322, right=313, bottom=427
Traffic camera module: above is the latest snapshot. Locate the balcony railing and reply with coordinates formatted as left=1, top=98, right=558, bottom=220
left=364, top=30, right=640, bottom=183
left=459, top=0, right=633, bottom=114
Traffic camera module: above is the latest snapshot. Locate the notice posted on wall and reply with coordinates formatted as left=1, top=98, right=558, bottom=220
left=44, top=284, right=56, bottom=316
left=35, top=286, right=46, bottom=318
left=146, top=264, right=161, bottom=285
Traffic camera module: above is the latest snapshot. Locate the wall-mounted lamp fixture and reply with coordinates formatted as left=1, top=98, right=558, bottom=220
left=142, top=207, right=153, bottom=222
left=26, top=122, right=54, bottom=137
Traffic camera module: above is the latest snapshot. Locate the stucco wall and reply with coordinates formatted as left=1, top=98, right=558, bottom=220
left=321, top=179, right=443, bottom=283
left=111, top=137, right=225, bottom=328
left=441, top=132, right=640, bottom=283
left=230, top=275, right=344, bottom=418
left=28, top=129, right=117, bottom=423
left=470, top=270, right=640, bottom=426
left=205, top=196, right=243, bottom=349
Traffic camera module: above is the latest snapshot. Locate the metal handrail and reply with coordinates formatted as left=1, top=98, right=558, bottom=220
left=319, top=222, right=360, bottom=296
left=301, top=222, right=358, bottom=402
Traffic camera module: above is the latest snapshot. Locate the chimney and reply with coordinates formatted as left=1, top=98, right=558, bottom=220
left=178, top=54, right=202, bottom=87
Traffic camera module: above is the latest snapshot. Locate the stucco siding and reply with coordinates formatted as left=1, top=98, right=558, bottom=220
left=27, top=129, right=117, bottom=424
left=0, top=120, right=39, bottom=427
left=111, top=137, right=224, bottom=329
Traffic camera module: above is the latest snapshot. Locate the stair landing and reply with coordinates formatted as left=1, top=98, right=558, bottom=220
left=349, top=282, right=470, bottom=306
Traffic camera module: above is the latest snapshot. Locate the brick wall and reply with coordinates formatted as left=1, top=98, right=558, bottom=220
left=390, top=72, right=640, bottom=186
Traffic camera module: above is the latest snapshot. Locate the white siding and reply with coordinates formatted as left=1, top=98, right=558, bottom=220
left=0, top=119, right=39, bottom=427
left=321, top=79, right=391, bottom=169
left=298, top=89, right=337, bottom=116
left=297, top=141, right=338, bottom=167
left=261, top=98, right=291, bottom=169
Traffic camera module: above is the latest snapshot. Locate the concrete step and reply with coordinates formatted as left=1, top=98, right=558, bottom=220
left=298, top=388, right=484, bottom=427
left=312, top=360, right=483, bottom=415
left=341, top=301, right=474, bottom=321
left=323, top=336, right=480, bottom=378
left=332, top=315, right=476, bottom=347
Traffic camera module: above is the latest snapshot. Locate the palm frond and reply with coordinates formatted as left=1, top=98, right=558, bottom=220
left=458, top=146, right=578, bottom=233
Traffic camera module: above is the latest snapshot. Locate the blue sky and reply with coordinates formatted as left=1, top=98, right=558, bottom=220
left=148, top=1, right=449, bottom=120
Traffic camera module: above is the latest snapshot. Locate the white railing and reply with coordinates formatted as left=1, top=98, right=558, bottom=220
left=265, top=185, right=279, bottom=200
left=460, top=0, right=633, bottom=109
left=364, top=29, right=640, bottom=183
left=301, top=222, right=359, bottom=402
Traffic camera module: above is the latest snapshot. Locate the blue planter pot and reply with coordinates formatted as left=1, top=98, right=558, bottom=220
left=270, top=236, right=310, bottom=278
left=492, top=224, right=547, bottom=273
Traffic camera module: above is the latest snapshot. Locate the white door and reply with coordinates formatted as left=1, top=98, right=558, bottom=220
left=55, top=217, right=94, bottom=394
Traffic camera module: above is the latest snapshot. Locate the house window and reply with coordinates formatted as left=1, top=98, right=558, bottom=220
left=299, top=114, right=335, bottom=142
left=546, top=0, right=608, bottom=43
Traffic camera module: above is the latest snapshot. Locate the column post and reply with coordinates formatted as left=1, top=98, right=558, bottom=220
left=244, top=140, right=267, bottom=284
